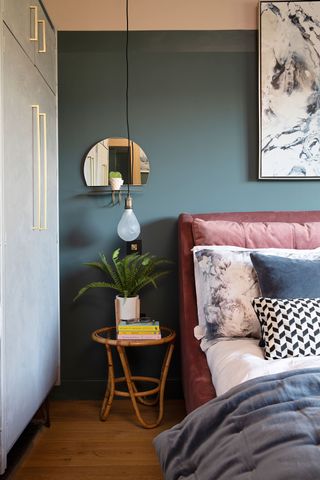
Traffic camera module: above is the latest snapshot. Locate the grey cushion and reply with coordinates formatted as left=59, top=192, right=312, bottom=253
left=250, top=253, right=320, bottom=298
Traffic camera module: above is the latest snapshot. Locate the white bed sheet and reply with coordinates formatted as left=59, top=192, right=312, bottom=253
left=206, top=338, right=320, bottom=396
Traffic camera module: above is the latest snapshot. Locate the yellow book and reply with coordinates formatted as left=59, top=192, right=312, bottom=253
left=118, top=320, right=160, bottom=332
left=117, top=329, right=160, bottom=335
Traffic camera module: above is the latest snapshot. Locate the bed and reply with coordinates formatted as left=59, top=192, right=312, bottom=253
left=154, top=211, right=320, bottom=480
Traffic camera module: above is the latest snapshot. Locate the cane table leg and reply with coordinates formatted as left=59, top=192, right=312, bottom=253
left=137, top=391, right=159, bottom=407
left=120, top=347, right=158, bottom=407
left=157, top=343, right=175, bottom=426
left=117, top=343, right=175, bottom=428
left=100, top=344, right=115, bottom=421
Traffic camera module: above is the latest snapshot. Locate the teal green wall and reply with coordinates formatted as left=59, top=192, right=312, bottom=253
left=58, top=31, right=320, bottom=399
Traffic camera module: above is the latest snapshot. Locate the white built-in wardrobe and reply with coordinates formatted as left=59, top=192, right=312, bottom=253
left=0, top=0, right=59, bottom=472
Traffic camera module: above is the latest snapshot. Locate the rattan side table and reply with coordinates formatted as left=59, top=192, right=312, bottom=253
left=92, top=326, right=176, bottom=429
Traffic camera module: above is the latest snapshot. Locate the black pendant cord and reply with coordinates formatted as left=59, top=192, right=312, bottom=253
left=125, top=0, right=131, bottom=198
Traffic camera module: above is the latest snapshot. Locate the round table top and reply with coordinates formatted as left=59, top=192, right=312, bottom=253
left=92, top=325, right=176, bottom=347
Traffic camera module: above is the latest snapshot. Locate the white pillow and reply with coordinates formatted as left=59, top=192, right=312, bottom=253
left=193, top=246, right=320, bottom=349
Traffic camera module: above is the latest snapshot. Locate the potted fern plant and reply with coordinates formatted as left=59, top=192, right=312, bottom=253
left=74, top=248, right=172, bottom=323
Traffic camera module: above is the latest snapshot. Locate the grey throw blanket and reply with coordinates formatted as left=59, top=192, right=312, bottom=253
left=154, top=369, right=320, bottom=480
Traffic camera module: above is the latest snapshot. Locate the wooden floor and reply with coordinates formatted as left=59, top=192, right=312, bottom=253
left=8, top=399, right=185, bottom=480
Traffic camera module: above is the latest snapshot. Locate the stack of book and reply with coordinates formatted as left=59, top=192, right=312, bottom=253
left=117, top=319, right=161, bottom=340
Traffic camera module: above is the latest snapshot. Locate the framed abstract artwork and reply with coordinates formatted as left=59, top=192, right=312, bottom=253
left=259, top=1, right=320, bottom=179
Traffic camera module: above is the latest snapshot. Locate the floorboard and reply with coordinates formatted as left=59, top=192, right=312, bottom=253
left=8, top=399, right=185, bottom=480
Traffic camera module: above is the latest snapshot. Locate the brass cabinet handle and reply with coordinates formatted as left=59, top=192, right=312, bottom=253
left=39, top=113, right=47, bottom=230
left=32, top=105, right=41, bottom=231
left=32, top=107, right=48, bottom=231
left=29, top=6, right=38, bottom=41
left=37, top=20, right=46, bottom=53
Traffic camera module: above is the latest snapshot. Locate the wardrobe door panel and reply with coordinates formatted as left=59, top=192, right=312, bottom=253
left=2, top=24, right=57, bottom=451
left=2, top=0, right=37, bottom=62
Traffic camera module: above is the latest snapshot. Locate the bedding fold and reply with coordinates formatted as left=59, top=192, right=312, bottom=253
left=154, top=369, right=320, bottom=480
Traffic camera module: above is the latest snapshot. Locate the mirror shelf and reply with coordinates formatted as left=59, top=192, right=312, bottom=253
left=86, top=185, right=142, bottom=195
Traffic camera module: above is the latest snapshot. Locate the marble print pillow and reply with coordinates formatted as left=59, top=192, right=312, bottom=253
left=193, top=246, right=320, bottom=351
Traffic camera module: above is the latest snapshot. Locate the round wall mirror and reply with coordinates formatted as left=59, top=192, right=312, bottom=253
left=83, top=137, right=150, bottom=187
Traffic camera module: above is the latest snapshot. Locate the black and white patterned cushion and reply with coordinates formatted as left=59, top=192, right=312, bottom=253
left=252, top=297, right=320, bottom=360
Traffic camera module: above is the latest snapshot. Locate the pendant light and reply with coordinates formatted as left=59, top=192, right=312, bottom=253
left=117, top=192, right=140, bottom=241
left=117, top=0, right=141, bottom=242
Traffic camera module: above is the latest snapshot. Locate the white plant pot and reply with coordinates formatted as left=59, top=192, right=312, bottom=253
left=115, top=295, right=140, bottom=324
left=109, top=178, right=124, bottom=191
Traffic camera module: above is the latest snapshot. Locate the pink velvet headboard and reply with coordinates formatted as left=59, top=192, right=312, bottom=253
left=178, top=211, right=320, bottom=413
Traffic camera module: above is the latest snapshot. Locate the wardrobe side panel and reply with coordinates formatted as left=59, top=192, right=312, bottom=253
left=0, top=12, right=5, bottom=475
left=34, top=4, right=56, bottom=94
left=35, top=77, right=59, bottom=400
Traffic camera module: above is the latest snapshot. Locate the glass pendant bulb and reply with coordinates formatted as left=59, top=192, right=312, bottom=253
left=117, top=195, right=140, bottom=241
